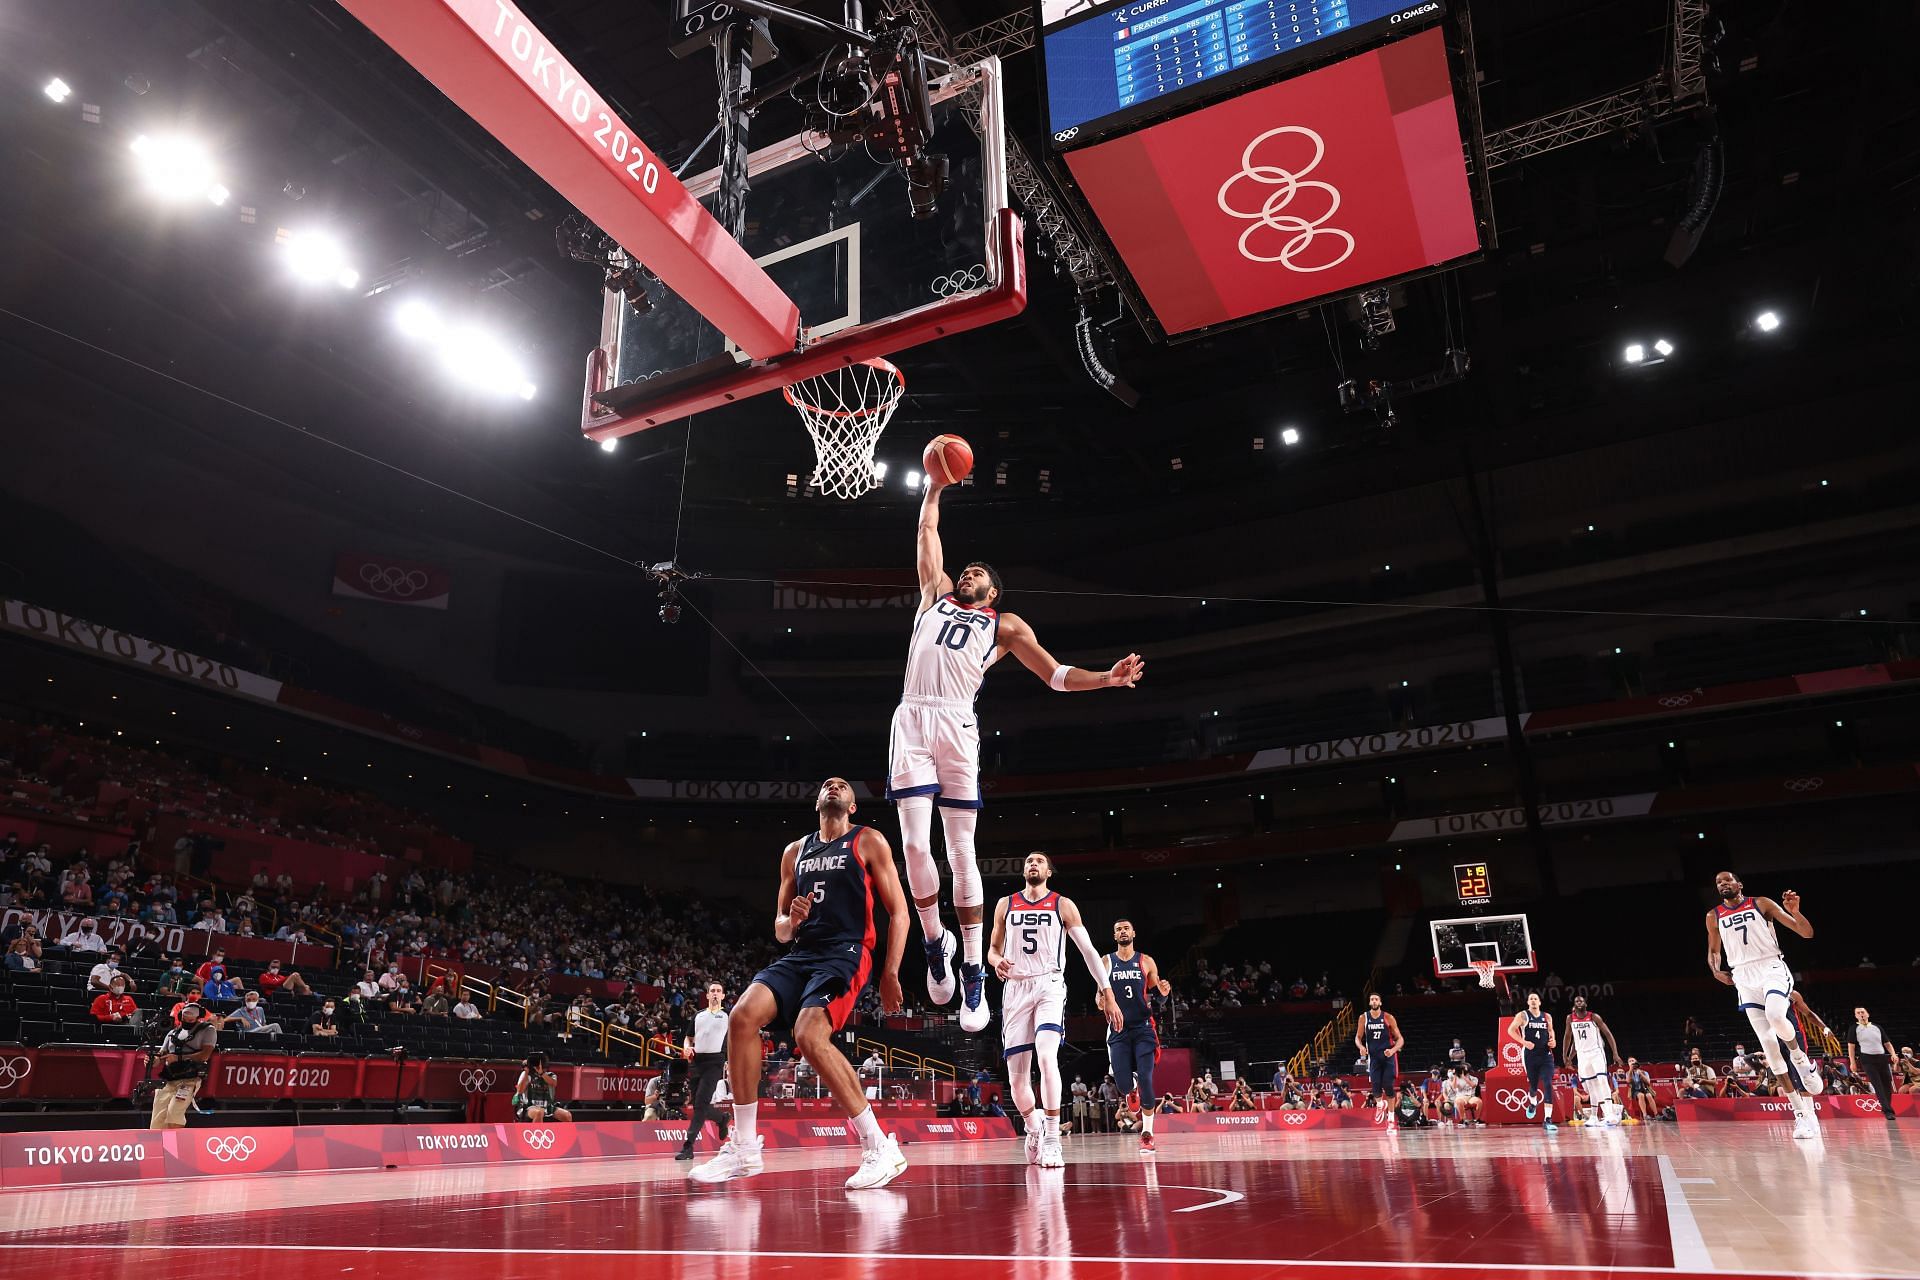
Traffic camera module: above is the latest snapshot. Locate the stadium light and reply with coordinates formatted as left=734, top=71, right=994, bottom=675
left=45, top=77, right=72, bottom=103
left=599, top=437, right=618, bottom=453
left=394, top=299, right=443, bottom=340
left=1754, top=310, right=1781, bottom=333
left=437, top=324, right=536, bottom=400
left=281, top=230, right=360, bottom=290
left=872, top=460, right=889, bottom=483
left=1623, top=343, right=1646, bottom=364
left=907, top=470, right=923, bottom=491
left=1280, top=427, right=1301, bottom=446
left=1653, top=338, right=1674, bottom=357
left=129, top=134, right=226, bottom=205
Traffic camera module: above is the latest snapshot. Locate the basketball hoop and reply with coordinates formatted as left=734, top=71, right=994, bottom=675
left=1469, top=959, right=1499, bottom=990
left=783, top=358, right=906, bottom=501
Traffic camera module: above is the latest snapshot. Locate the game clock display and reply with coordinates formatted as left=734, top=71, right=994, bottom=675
left=1039, top=0, right=1445, bottom=144
left=1454, top=863, right=1492, bottom=907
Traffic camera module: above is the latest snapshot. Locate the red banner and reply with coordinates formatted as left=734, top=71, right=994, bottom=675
left=1151, top=1110, right=1382, bottom=1134
left=0, top=1116, right=1016, bottom=1188
left=1676, top=1095, right=1914, bottom=1123
left=331, top=552, right=452, bottom=609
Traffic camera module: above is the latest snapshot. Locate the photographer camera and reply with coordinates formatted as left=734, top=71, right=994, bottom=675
left=148, top=998, right=215, bottom=1129
left=513, top=1051, right=573, bottom=1124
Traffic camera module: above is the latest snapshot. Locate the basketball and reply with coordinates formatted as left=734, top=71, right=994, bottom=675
left=923, top=434, right=973, bottom=486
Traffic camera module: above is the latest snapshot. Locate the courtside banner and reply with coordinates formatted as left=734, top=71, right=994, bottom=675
left=1151, top=1110, right=1381, bottom=1134
left=1675, top=1096, right=1914, bottom=1123
left=0, top=599, right=282, bottom=702
left=0, top=1117, right=1016, bottom=1189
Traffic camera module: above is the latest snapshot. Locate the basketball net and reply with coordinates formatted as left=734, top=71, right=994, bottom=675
left=1468, top=959, right=1499, bottom=990
left=783, top=358, right=906, bottom=501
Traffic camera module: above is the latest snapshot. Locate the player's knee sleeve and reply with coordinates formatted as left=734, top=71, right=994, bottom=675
left=1008, top=1058, right=1036, bottom=1115
left=1744, top=1007, right=1788, bottom=1071
left=1764, top=993, right=1799, bottom=1047
left=897, top=796, right=940, bottom=900
left=1036, top=1031, right=1064, bottom=1108
left=941, top=808, right=982, bottom=907
left=1136, top=1051, right=1158, bottom=1108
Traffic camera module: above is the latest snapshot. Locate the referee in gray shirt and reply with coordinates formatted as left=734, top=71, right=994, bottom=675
left=678, top=982, right=732, bottom=1159
left=1848, top=1005, right=1896, bottom=1116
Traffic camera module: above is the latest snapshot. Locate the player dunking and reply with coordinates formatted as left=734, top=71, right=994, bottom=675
left=1355, top=993, right=1404, bottom=1125
left=986, top=852, right=1122, bottom=1168
left=893, top=467, right=1144, bottom=1033
left=1562, top=995, right=1623, bottom=1127
left=1101, top=918, right=1171, bottom=1154
left=690, top=778, right=911, bottom=1190
left=1705, top=871, right=1823, bottom=1140
left=1508, top=991, right=1559, bottom=1132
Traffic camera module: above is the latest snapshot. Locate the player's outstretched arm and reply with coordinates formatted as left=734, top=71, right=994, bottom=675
left=1061, top=897, right=1122, bottom=1032
left=773, top=841, right=806, bottom=944
left=1704, top=910, right=1733, bottom=984
left=915, top=480, right=954, bottom=613
left=1761, top=890, right=1813, bottom=939
left=857, top=829, right=908, bottom=1013
left=995, top=614, right=1144, bottom=692
left=986, top=897, right=1012, bottom=979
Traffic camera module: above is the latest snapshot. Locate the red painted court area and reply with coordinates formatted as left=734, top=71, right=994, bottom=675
left=3, top=1126, right=1912, bottom=1280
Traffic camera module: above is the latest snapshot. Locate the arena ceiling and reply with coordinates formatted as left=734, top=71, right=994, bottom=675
left=1, top=0, right=1915, bottom=580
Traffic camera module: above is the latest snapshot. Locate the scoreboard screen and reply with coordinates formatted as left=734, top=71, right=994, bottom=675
left=1453, top=862, right=1492, bottom=907
left=1039, top=0, right=1445, bottom=145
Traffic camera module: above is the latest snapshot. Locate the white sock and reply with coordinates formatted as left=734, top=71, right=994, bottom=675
left=733, top=1101, right=758, bottom=1146
left=961, top=922, right=984, bottom=967
left=1044, top=1113, right=1060, bottom=1139
left=1542, top=1101, right=1553, bottom=1122
left=918, top=905, right=947, bottom=944
left=851, top=1104, right=885, bottom=1152
left=1142, top=1110, right=1155, bottom=1135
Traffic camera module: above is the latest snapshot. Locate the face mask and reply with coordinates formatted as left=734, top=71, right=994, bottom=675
left=324, top=1006, right=335, bottom=1015
left=110, top=987, right=125, bottom=996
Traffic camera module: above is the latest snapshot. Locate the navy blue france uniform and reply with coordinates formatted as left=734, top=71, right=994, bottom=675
left=1105, top=951, right=1160, bottom=1108
left=1522, top=1009, right=1555, bottom=1097
left=1363, top=1010, right=1398, bottom=1097
left=749, top=826, right=877, bottom=1030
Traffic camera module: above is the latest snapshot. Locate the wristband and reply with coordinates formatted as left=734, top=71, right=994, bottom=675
left=1049, top=664, right=1072, bottom=691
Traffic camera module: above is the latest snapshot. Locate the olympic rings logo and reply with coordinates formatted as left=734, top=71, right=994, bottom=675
left=931, top=264, right=989, bottom=298
left=1856, top=1099, right=1882, bottom=1114
left=1053, top=127, right=1080, bottom=143
left=1493, top=1088, right=1532, bottom=1109
left=1282, top=1112, right=1306, bottom=1125
left=0, top=1057, right=32, bottom=1090
left=204, top=1135, right=257, bottom=1163
left=459, top=1069, right=497, bottom=1093
left=522, top=1129, right=557, bottom=1149
left=1657, top=693, right=1699, bottom=707
left=1216, top=126, right=1354, bottom=271
left=1783, top=777, right=1826, bottom=793
left=358, top=563, right=432, bottom=597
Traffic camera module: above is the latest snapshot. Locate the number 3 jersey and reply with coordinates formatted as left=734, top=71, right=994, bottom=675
left=791, top=826, right=876, bottom=954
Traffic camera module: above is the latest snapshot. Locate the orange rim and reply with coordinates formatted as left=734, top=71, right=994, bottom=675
left=782, top=357, right=906, bottom=420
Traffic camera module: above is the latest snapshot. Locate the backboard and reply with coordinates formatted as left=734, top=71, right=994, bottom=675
left=582, top=56, right=1024, bottom=439
left=1430, top=913, right=1534, bottom=980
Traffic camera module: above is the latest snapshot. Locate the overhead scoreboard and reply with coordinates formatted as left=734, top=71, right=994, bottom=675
left=1034, top=0, right=1486, bottom=342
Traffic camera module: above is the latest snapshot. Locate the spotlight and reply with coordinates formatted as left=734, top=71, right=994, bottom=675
left=44, top=77, right=72, bottom=103
left=1623, top=343, right=1646, bottom=364
left=129, top=134, right=223, bottom=204
left=872, top=460, right=889, bottom=483
left=282, top=231, right=360, bottom=290
left=1280, top=427, right=1301, bottom=446
left=600, top=437, right=618, bottom=453
left=1653, top=338, right=1674, bottom=357
left=207, top=184, right=230, bottom=207
left=1754, top=310, right=1781, bottom=333
left=393, top=299, right=442, bottom=340
left=907, top=470, right=922, bottom=491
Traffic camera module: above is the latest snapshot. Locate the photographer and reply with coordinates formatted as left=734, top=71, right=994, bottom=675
left=513, top=1051, right=572, bottom=1124
left=149, top=999, right=216, bottom=1129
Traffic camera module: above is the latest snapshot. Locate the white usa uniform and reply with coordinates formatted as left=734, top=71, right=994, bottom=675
left=1000, top=889, right=1068, bottom=1060
left=1713, top=895, right=1793, bottom=1011
left=1568, top=1013, right=1609, bottom=1081
left=888, top=594, right=1003, bottom=808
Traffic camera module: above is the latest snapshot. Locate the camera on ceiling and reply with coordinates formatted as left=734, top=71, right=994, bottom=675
left=823, top=19, right=946, bottom=220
